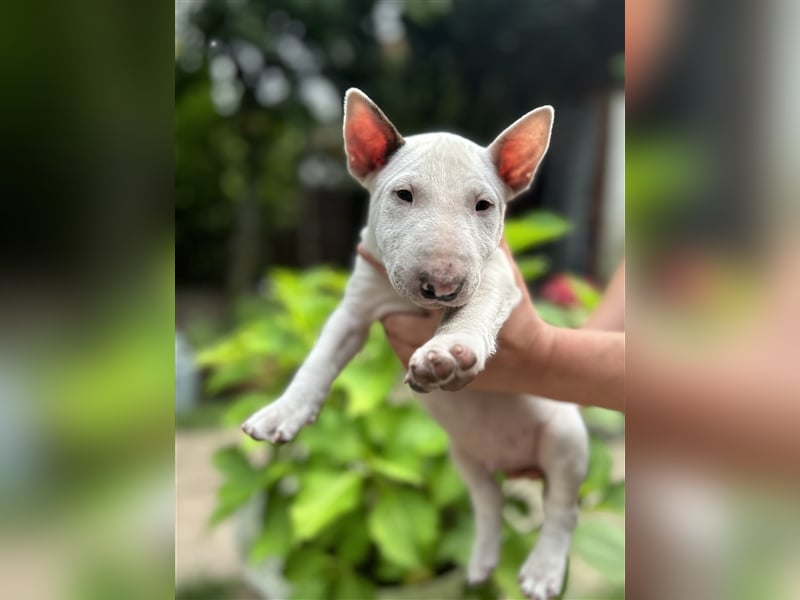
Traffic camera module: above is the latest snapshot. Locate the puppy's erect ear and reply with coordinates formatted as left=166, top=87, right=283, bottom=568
left=488, top=106, right=554, bottom=196
left=343, top=88, right=404, bottom=181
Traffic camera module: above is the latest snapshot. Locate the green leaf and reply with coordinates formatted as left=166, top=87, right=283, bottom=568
left=290, top=470, right=363, bottom=541
left=212, top=446, right=253, bottom=479
left=334, top=570, right=376, bottom=600
left=504, top=211, right=571, bottom=254
left=581, top=406, right=625, bottom=436
left=299, top=403, right=366, bottom=464
left=387, top=408, right=449, bottom=458
left=516, top=255, right=550, bottom=281
left=364, top=405, right=401, bottom=447
left=626, top=134, right=705, bottom=223
left=337, top=328, right=399, bottom=417
left=209, top=446, right=268, bottom=524
left=368, top=456, right=424, bottom=486
left=270, top=268, right=346, bottom=342
left=285, top=547, right=335, bottom=600
left=210, top=480, right=257, bottom=524
left=249, top=493, right=292, bottom=562
left=571, top=519, right=625, bottom=585
left=336, top=513, right=372, bottom=564
left=368, top=487, right=438, bottom=569
left=597, top=481, right=625, bottom=513
left=564, top=274, right=601, bottom=311
left=580, top=435, right=613, bottom=499
left=534, top=300, right=579, bottom=328
left=204, top=359, right=261, bottom=394
left=435, top=516, right=473, bottom=565
left=494, top=528, right=542, bottom=599
left=265, top=461, right=293, bottom=487
left=429, top=459, right=466, bottom=507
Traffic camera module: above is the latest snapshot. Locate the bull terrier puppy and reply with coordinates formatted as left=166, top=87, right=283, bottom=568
left=242, top=88, right=588, bottom=600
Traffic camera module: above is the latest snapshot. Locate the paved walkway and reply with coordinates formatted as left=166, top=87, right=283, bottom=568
left=176, top=428, right=243, bottom=586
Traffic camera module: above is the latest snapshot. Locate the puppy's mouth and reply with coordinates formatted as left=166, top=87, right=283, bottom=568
left=413, top=296, right=467, bottom=309
left=410, top=285, right=470, bottom=309
left=388, top=270, right=472, bottom=308
left=419, top=281, right=463, bottom=303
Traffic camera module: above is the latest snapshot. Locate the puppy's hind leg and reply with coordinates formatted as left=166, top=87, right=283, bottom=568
left=518, top=408, right=588, bottom=600
left=451, top=445, right=503, bottom=585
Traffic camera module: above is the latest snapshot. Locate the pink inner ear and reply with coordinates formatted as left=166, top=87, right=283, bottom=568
left=497, top=137, right=538, bottom=192
left=345, top=102, right=396, bottom=178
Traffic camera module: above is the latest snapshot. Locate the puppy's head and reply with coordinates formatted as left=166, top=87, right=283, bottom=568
left=343, top=88, right=553, bottom=308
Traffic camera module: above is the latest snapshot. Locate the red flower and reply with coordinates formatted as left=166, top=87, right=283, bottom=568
left=540, top=274, right=578, bottom=306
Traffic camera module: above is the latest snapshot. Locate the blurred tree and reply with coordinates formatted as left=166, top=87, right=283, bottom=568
left=176, top=0, right=623, bottom=296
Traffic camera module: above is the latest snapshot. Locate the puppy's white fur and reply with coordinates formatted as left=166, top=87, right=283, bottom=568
left=242, top=89, right=588, bottom=600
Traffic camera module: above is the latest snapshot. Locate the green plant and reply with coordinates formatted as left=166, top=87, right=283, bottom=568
left=198, top=211, right=624, bottom=599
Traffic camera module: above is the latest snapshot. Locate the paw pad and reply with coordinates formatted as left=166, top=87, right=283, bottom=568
left=405, top=337, right=483, bottom=392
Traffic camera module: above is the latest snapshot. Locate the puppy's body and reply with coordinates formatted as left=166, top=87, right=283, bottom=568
left=243, top=90, right=588, bottom=600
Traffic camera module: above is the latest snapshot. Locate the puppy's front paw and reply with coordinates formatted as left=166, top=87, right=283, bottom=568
left=241, top=399, right=318, bottom=444
left=405, top=335, right=484, bottom=393
left=517, top=550, right=567, bottom=600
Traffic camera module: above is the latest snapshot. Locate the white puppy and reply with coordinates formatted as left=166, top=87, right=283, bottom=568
left=242, top=89, right=589, bottom=600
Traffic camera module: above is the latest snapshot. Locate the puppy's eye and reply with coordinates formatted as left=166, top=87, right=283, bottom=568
left=396, top=189, right=413, bottom=203
left=475, top=200, right=493, bottom=212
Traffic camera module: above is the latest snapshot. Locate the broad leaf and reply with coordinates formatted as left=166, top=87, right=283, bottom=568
left=210, top=481, right=257, bottom=524
left=337, top=327, right=399, bottom=417
left=580, top=435, right=613, bottom=499
left=212, top=446, right=254, bottom=479
left=597, top=481, right=625, bottom=513
left=368, top=487, right=438, bottom=569
left=494, top=528, right=542, bottom=599
left=387, top=408, right=449, bottom=458
left=284, top=547, right=335, bottom=600
left=435, top=516, right=473, bottom=566
left=571, top=518, right=625, bottom=585
left=504, top=211, right=571, bottom=254
left=299, top=403, right=366, bottom=464
left=336, top=513, right=372, bottom=564
left=565, top=274, right=601, bottom=311
left=369, top=456, right=424, bottom=486
left=334, top=570, right=376, bottom=600
left=209, top=446, right=268, bottom=524
left=429, top=459, right=466, bottom=507
left=581, top=406, right=625, bottom=436
left=534, top=300, right=578, bottom=328
left=290, top=470, right=363, bottom=541
left=516, top=255, right=550, bottom=281
left=249, top=492, right=292, bottom=562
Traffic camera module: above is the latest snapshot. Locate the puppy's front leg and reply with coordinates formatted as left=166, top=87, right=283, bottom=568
left=406, top=249, right=521, bottom=393
left=241, top=303, right=370, bottom=443
left=241, top=261, right=394, bottom=443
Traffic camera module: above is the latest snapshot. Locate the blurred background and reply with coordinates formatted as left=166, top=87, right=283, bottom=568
left=626, top=0, right=800, bottom=599
left=0, top=0, right=796, bottom=598
left=175, top=0, right=624, bottom=599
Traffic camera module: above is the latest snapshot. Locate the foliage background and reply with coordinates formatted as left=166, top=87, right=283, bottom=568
left=176, top=0, right=624, bottom=296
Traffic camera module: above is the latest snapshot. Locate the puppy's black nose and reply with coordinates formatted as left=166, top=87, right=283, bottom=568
left=420, top=282, right=438, bottom=299
left=420, top=281, right=463, bottom=302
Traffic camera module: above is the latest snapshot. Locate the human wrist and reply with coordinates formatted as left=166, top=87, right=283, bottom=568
left=526, top=318, right=557, bottom=375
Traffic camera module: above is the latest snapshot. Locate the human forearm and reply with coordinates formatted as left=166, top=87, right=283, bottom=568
left=533, top=324, right=625, bottom=411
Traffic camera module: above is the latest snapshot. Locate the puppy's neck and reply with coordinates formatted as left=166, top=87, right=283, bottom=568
left=357, top=243, right=386, bottom=275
